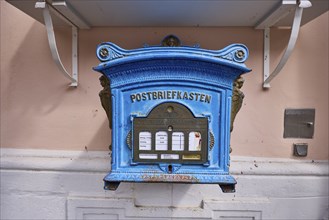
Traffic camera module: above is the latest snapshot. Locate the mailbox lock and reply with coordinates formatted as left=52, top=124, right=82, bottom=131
left=168, top=165, right=173, bottom=173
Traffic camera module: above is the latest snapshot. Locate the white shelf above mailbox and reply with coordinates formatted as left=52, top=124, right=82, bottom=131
left=6, top=0, right=329, bottom=87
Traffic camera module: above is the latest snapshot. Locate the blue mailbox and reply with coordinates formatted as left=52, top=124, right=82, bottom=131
left=93, top=36, right=251, bottom=192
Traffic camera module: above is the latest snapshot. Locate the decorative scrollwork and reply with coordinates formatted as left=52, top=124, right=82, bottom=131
left=96, top=45, right=125, bottom=62
left=230, top=76, right=245, bottom=132
left=230, top=76, right=245, bottom=154
left=99, top=75, right=112, bottom=151
left=218, top=47, right=248, bottom=63
left=94, top=39, right=249, bottom=67
left=126, top=130, right=132, bottom=150
left=209, top=131, right=215, bottom=150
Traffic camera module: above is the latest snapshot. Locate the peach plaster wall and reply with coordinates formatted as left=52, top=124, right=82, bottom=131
left=1, top=1, right=328, bottom=160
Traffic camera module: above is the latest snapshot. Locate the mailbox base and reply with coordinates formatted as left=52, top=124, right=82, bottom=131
left=103, top=172, right=236, bottom=193
left=104, top=180, right=236, bottom=193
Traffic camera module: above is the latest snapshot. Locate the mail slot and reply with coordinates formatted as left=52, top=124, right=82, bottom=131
left=93, top=35, right=251, bottom=192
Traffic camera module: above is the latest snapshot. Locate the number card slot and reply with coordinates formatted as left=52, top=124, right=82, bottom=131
left=188, top=132, right=202, bottom=151
left=139, top=154, right=158, bottom=159
left=172, top=132, right=185, bottom=151
left=161, top=154, right=179, bottom=160
left=139, top=132, right=152, bottom=150
left=155, top=131, right=168, bottom=151
left=183, top=154, right=201, bottom=160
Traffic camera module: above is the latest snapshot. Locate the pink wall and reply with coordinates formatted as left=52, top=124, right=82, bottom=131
left=1, top=1, right=328, bottom=159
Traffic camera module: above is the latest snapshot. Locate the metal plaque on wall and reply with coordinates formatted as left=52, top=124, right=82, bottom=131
left=284, top=109, right=315, bottom=139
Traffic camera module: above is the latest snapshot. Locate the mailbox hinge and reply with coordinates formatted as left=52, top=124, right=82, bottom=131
left=255, top=0, right=312, bottom=88
left=35, top=1, right=90, bottom=87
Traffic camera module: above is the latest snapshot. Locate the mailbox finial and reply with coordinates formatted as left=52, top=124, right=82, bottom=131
left=161, top=35, right=181, bottom=47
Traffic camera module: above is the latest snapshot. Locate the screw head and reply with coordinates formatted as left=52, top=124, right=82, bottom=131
left=99, top=48, right=109, bottom=59
left=236, top=50, right=245, bottom=59
left=167, top=106, right=174, bottom=113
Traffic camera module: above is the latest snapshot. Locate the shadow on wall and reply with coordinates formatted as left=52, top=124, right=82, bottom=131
left=3, top=22, right=72, bottom=146
left=3, top=21, right=110, bottom=150
left=6, top=22, right=72, bottom=115
left=86, top=119, right=111, bottom=152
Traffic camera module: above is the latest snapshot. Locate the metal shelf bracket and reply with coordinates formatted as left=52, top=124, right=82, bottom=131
left=35, top=1, right=79, bottom=87
left=256, top=0, right=312, bottom=88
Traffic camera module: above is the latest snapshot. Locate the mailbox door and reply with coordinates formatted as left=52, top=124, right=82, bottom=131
left=112, top=79, right=231, bottom=173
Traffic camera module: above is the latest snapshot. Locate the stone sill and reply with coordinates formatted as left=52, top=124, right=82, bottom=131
left=1, top=148, right=328, bottom=176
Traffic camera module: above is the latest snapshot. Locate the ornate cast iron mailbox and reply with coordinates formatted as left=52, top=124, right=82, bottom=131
left=93, top=36, right=251, bottom=192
